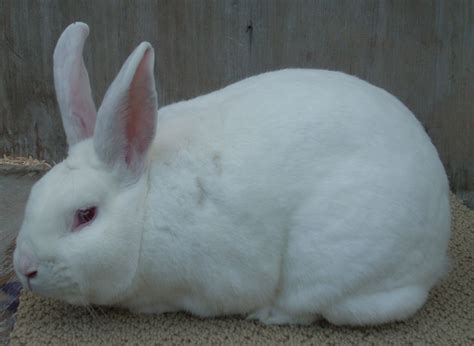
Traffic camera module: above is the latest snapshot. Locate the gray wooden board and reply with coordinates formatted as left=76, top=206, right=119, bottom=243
left=1, top=0, right=473, bottom=191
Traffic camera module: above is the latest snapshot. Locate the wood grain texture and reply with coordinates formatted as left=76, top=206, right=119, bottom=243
left=0, top=0, right=472, bottom=191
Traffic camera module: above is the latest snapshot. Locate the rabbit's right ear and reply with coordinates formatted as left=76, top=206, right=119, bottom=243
left=53, top=22, right=97, bottom=147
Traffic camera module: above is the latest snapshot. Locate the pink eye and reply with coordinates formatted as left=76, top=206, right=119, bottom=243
left=73, top=207, right=97, bottom=230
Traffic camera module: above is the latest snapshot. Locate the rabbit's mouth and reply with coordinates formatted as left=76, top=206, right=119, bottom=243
left=19, top=260, right=82, bottom=303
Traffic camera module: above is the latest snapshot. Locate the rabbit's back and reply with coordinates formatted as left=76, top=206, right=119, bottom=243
left=156, top=69, right=446, bottom=199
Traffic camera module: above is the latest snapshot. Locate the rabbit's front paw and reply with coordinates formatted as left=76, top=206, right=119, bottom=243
left=247, top=306, right=316, bottom=325
left=131, top=304, right=178, bottom=315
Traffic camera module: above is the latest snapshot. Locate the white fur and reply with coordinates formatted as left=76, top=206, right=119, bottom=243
left=53, top=22, right=96, bottom=146
left=13, top=23, right=451, bottom=326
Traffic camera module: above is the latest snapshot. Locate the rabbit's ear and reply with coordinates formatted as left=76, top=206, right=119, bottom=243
left=94, top=42, right=157, bottom=178
left=53, top=22, right=97, bottom=147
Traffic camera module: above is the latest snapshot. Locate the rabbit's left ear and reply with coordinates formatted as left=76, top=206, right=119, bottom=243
left=54, top=22, right=97, bottom=147
left=94, top=42, right=157, bottom=178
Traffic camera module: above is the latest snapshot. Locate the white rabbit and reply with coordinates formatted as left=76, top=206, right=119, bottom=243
left=13, top=22, right=450, bottom=326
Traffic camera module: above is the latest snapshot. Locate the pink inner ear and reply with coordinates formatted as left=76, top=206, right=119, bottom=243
left=77, top=114, right=91, bottom=137
left=70, top=73, right=96, bottom=138
left=125, top=49, right=156, bottom=166
left=94, top=42, right=157, bottom=173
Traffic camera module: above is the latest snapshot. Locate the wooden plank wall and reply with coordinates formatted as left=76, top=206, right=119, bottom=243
left=0, top=0, right=473, bottom=192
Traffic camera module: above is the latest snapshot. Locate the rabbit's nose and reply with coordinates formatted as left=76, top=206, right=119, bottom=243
left=18, top=255, right=38, bottom=279
left=16, top=245, right=39, bottom=280
left=26, top=270, right=38, bottom=279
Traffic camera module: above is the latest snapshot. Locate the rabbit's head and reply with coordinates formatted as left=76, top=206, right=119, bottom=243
left=13, top=22, right=157, bottom=305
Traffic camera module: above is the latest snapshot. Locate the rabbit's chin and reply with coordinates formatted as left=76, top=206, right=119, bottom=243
left=26, top=282, right=86, bottom=306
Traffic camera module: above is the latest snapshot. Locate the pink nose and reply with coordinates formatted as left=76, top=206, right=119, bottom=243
left=26, top=270, right=38, bottom=279
left=17, top=246, right=39, bottom=279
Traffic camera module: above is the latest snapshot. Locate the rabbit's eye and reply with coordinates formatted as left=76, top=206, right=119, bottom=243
left=73, top=207, right=97, bottom=230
